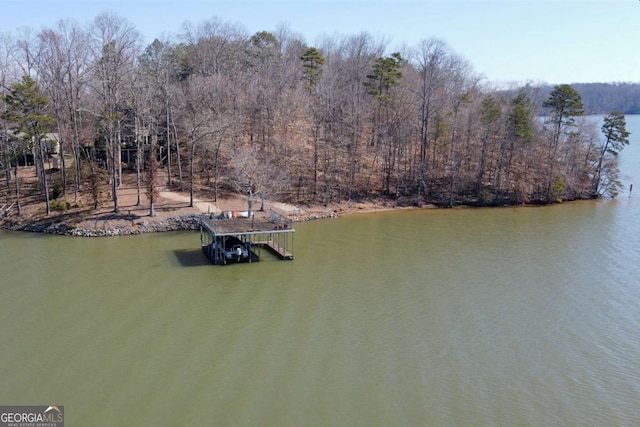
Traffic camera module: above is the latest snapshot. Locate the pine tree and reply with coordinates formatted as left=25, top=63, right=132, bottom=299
left=543, top=84, right=584, bottom=128
left=593, top=112, right=629, bottom=197
left=364, top=52, right=403, bottom=146
left=364, top=52, right=403, bottom=103
left=3, top=76, right=55, bottom=215
left=542, top=84, right=584, bottom=201
left=300, top=47, right=324, bottom=93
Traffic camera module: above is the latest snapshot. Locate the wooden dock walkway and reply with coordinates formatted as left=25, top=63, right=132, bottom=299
left=253, top=239, right=294, bottom=260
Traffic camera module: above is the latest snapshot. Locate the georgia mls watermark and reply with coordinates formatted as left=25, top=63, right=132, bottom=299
left=0, top=406, right=63, bottom=427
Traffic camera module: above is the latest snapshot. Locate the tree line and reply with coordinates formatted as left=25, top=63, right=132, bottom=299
left=0, top=12, right=631, bottom=217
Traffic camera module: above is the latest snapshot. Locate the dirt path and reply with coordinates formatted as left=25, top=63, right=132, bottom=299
left=158, top=190, right=219, bottom=214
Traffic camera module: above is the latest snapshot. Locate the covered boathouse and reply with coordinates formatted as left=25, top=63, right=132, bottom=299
left=200, top=211, right=294, bottom=265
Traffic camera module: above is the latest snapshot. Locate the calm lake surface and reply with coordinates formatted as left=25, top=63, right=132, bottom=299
left=1, top=116, right=640, bottom=426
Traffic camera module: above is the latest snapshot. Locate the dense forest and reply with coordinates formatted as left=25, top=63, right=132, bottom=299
left=0, top=13, right=632, bottom=217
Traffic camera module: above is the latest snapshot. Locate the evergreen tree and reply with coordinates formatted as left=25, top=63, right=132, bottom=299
left=364, top=52, right=403, bottom=146
left=594, top=112, right=629, bottom=197
left=364, top=52, right=403, bottom=192
left=543, top=84, right=584, bottom=152
left=248, top=31, right=280, bottom=69
left=300, top=47, right=324, bottom=92
left=542, top=84, right=584, bottom=200
left=364, top=52, right=403, bottom=103
left=496, top=92, right=533, bottom=203
left=508, top=92, right=533, bottom=145
left=3, top=76, right=55, bottom=215
left=543, top=84, right=584, bottom=127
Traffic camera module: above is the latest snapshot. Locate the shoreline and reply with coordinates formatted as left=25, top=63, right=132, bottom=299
left=2, top=163, right=610, bottom=238
left=0, top=206, right=346, bottom=237
left=0, top=194, right=596, bottom=238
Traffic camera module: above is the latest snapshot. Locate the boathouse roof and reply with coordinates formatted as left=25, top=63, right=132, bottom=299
left=200, top=211, right=294, bottom=236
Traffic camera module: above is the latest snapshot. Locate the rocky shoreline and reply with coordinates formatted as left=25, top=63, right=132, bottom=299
left=1, top=211, right=341, bottom=237
left=2, top=214, right=202, bottom=237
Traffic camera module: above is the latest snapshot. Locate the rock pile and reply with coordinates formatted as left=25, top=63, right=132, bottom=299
left=289, top=211, right=339, bottom=222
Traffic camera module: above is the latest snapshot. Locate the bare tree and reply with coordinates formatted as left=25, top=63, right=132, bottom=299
left=229, top=145, right=288, bottom=216
left=37, top=19, right=91, bottom=202
left=176, top=75, right=231, bottom=208
left=137, top=37, right=178, bottom=209
left=0, top=33, right=17, bottom=209
left=147, top=134, right=160, bottom=216
left=179, top=16, right=246, bottom=77
left=410, top=38, right=455, bottom=204
left=89, top=11, right=141, bottom=213
left=12, top=27, right=41, bottom=78
left=337, top=33, right=381, bottom=200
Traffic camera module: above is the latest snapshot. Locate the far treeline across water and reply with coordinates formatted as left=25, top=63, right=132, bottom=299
left=534, top=82, right=640, bottom=115
left=0, top=13, right=633, bottom=218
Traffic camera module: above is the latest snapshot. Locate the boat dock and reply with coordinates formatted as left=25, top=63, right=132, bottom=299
left=199, top=211, right=295, bottom=265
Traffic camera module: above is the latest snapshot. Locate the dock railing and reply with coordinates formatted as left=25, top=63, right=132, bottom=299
left=200, top=214, right=217, bottom=235
left=268, top=209, right=293, bottom=229
left=0, top=203, right=13, bottom=218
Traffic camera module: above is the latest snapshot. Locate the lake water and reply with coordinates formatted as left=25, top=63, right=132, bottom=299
left=1, top=116, right=639, bottom=426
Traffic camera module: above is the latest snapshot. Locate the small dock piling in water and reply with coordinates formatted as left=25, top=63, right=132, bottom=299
left=199, top=210, right=295, bottom=265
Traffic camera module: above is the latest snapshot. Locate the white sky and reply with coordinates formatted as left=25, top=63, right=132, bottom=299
left=4, top=0, right=639, bottom=85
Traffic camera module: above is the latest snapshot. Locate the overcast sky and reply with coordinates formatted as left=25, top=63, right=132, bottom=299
left=4, top=0, right=639, bottom=85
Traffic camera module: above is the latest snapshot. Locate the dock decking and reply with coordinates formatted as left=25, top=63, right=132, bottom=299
left=253, top=239, right=294, bottom=260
